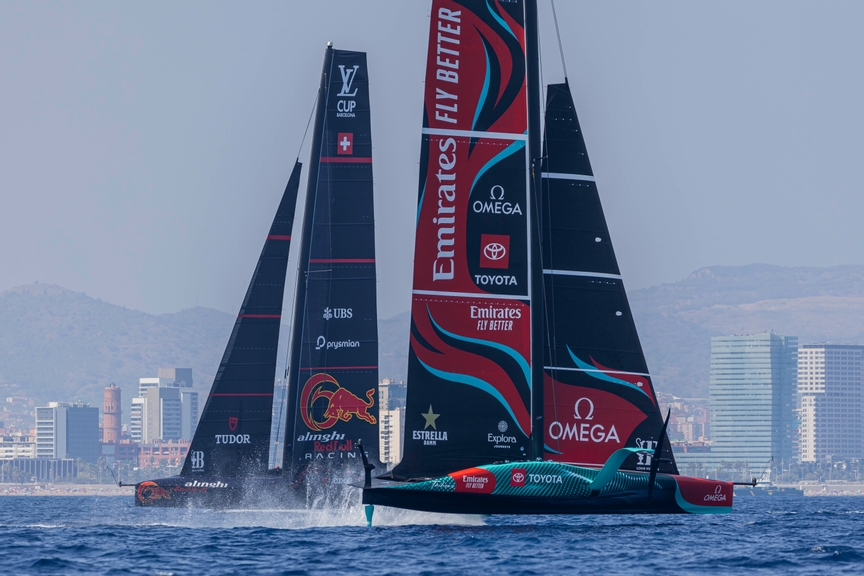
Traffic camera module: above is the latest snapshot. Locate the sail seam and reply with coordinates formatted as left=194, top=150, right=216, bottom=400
left=421, top=127, right=527, bottom=141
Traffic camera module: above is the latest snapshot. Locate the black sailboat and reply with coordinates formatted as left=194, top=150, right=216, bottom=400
left=135, top=45, right=379, bottom=508
left=360, top=0, right=733, bottom=516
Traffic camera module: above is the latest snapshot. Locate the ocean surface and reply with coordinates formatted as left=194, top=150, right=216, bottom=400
left=1, top=495, right=863, bottom=574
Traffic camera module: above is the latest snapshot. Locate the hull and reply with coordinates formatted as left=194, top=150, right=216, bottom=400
left=362, top=462, right=733, bottom=515
left=135, top=475, right=357, bottom=509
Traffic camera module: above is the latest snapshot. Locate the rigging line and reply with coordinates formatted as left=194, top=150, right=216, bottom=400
left=550, top=0, right=568, bottom=80
left=295, top=88, right=320, bottom=161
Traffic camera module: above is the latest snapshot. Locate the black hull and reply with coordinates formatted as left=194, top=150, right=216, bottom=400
left=362, top=486, right=683, bottom=515
left=135, top=475, right=357, bottom=510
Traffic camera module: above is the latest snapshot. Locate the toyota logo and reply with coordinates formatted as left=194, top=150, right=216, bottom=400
left=483, top=242, right=507, bottom=261
left=512, top=472, right=525, bottom=483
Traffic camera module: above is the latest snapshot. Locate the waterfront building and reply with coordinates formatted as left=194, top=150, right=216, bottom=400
left=35, top=402, right=99, bottom=462
left=132, top=370, right=198, bottom=443
left=0, top=432, right=36, bottom=459
left=378, top=379, right=406, bottom=468
left=138, top=439, right=190, bottom=469
left=708, top=333, right=798, bottom=476
left=798, top=344, right=864, bottom=463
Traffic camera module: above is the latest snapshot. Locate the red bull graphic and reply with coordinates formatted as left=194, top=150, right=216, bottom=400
left=300, top=373, right=377, bottom=432
left=136, top=481, right=172, bottom=504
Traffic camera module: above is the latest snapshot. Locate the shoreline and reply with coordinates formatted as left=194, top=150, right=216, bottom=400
left=0, top=483, right=133, bottom=496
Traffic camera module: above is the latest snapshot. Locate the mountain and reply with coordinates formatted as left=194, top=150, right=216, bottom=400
left=630, top=264, right=864, bottom=398
left=3, top=264, right=863, bottom=416
left=0, top=284, right=235, bottom=415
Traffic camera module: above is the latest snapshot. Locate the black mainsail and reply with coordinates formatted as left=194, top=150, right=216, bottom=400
left=283, top=47, right=380, bottom=478
left=540, top=81, right=677, bottom=475
left=181, top=161, right=302, bottom=478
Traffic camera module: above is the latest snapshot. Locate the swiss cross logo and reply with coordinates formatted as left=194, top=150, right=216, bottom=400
left=479, top=234, right=510, bottom=269
left=337, top=132, right=353, bottom=155
left=510, top=467, right=527, bottom=487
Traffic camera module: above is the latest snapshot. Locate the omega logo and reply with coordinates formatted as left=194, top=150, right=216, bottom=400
left=574, top=397, right=595, bottom=421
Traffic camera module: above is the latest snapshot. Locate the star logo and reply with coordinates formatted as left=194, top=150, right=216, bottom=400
left=422, top=405, right=440, bottom=430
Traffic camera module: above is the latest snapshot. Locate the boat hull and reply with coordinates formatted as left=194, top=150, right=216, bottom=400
left=362, top=462, right=733, bottom=515
left=134, top=475, right=356, bottom=509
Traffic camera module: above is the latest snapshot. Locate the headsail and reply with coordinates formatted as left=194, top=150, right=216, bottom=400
left=283, top=48, right=379, bottom=474
left=182, top=161, right=302, bottom=477
left=393, top=0, right=532, bottom=480
left=540, top=82, right=677, bottom=475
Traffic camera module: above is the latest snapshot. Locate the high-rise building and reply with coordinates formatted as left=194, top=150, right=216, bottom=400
left=35, top=402, right=99, bottom=462
left=708, top=333, right=798, bottom=475
left=798, top=344, right=864, bottom=463
left=132, top=370, right=198, bottom=443
left=103, top=383, right=122, bottom=443
left=378, top=379, right=406, bottom=467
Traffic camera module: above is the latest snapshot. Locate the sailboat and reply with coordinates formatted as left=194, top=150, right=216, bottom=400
left=135, top=44, right=380, bottom=508
left=359, top=0, right=733, bottom=516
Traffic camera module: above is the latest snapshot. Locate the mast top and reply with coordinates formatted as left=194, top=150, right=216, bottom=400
left=327, top=41, right=333, bottom=47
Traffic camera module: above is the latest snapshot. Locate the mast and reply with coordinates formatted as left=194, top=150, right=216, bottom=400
left=283, top=44, right=333, bottom=468
left=525, top=0, right=545, bottom=460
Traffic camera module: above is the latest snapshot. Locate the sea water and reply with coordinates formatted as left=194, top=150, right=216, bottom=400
left=1, top=495, right=863, bottom=574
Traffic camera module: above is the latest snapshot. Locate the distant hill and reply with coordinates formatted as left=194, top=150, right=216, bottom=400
left=3, top=265, right=863, bottom=416
left=0, top=284, right=234, bottom=417
left=630, top=264, right=864, bottom=398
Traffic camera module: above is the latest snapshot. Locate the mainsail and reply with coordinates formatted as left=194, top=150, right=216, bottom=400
left=540, top=82, right=677, bottom=474
left=393, top=0, right=532, bottom=479
left=182, top=161, right=302, bottom=477
left=283, top=47, right=380, bottom=474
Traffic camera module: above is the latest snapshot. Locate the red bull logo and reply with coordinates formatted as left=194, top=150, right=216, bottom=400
left=300, top=373, right=377, bottom=431
left=136, top=481, right=172, bottom=503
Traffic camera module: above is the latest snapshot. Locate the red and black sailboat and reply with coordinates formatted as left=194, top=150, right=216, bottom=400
left=135, top=45, right=379, bottom=508
left=359, top=0, right=733, bottom=516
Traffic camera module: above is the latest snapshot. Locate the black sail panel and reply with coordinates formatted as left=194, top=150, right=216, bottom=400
left=540, top=82, right=677, bottom=475
left=182, top=161, right=302, bottom=477
left=393, top=0, right=532, bottom=480
left=283, top=49, right=379, bottom=476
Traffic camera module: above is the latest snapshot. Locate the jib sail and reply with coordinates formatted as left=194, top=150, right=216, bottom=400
left=182, top=161, right=302, bottom=477
left=283, top=47, right=380, bottom=475
left=540, top=82, right=677, bottom=475
left=393, top=0, right=532, bottom=480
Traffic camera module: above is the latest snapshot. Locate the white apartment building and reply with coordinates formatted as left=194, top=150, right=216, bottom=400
left=378, top=379, right=406, bottom=468
left=132, top=374, right=199, bottom=443
left=0, top=434, right=36, bottom=459
left=799, top=344, right=864, bottom=462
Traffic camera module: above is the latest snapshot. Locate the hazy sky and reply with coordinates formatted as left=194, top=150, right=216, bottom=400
left=2, top=1, right=863, bottom=319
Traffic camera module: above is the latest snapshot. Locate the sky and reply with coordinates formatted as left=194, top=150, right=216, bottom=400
left=1, top=1, right=863, bottom=320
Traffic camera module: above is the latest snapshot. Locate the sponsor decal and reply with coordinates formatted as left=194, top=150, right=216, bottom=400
left=337, top=132, right=353, bottom=155
left=315, top=335, right=360, bottom=351
left=471, top=304, right=521, bottom=331
left=510, top=468, right=527, bottom=487
left=137, top=481, right=172, bottom=503
left=488, top=421, right=516, bottom=449
left=228, top=416, right=238, bottom=432
left=214, top=434, right=251, bottom=444
left=704, top=484, right=728, bottom=502
left=183, top=480, right=228, bottom=488
left=635, top=438, right=658, bottom=469
left=474, top=274, right=517, bottom=286
left=433, top=137, right=457, bottom=282
left=190, top=451, right=204, bottom=471
left=547, top=398, right=621, bottom=444
left=323, top=307, right=353, bottom=320
left=433, top=8, right=461, bottom=123
left=479, top=234, right=510, bottom=269
left=336, top=65, right=359, bottom=117
left=412, top=405, right=448, bottom=445
left=450, top=467, right=496, bottom=494
left=472, top=185, right=523, bottom=216
left=300, top=373, right=377, bottom=432
left=528, top=473, right=563, bottom=485
left=498, top=421, right=509, bottom=433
